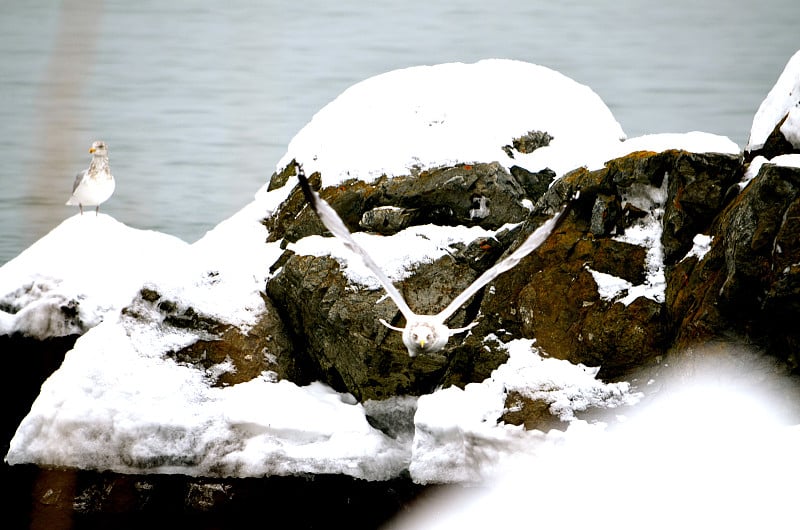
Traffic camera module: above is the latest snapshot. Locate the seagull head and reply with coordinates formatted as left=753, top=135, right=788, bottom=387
left=89, top=140, right=108, bottom=155
left=402, top=317, right=450, bottom=357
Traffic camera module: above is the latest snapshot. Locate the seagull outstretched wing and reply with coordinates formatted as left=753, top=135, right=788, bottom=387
left=296, top=168, right=416, bottom=322
left=435, top=202, right=569, bottom=324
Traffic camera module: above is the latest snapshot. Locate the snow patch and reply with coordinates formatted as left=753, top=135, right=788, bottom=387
left=288, top=223, right=506, bottom=290
left=747, top=49, right=800, bottom=152
left=613, top=131, right=740, bottom=160
left=592, top=175, right=669, bottom=306
left=740, top=154, right=800, bottom=191
left=771, top=153, right=800, bottom=168
left=410, top=338, right=638, bottom=483
left=278, top=59, right=627, bottom=185
left=587, top=268, right=634, bottom=302
left=682, top=234, right=714, bottom=262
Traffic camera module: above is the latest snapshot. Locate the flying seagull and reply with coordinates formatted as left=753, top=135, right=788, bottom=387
left=296, top=165, right=571, bottom=357
left=66, top=140, right=116, bottom=215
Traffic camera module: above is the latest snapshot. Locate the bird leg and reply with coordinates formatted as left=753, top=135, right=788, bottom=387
left=79, top=204, right=84, bottom=215
left=95, top=205, right=100, bottom=216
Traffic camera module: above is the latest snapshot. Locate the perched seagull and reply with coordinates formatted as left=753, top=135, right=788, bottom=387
left=297, top=165, right=571, bottom=357
left=66, top=140, right=115, bottom=215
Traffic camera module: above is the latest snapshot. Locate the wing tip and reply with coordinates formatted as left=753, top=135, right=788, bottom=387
left=296, top=164, right=319, bottom=213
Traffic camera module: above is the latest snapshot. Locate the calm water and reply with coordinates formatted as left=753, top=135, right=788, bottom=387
left=1, top=0, right=798, bottom=265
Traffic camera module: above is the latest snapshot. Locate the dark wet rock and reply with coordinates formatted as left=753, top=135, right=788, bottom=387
left=746, top=114, right=800, bottom=162
left=11, top=466, right=427, bottom=529
left=476, top=223, right=665, bottom=379
left=590, top=193, right=622, bottom=236
left=502, top=130, right=554, bottom=158
left=661, top=151, right=743, bottom=264
left=168, top=301, right=297, bottom=387
left=266, top=161, right=532, bottom=243
left=266, top=246, right=510, bottom=401
left=668, top=162, right=800, bottom=368
left=266, top=159, right=300, bottom=191
left=185, top=482, right=233, bottom=512
left=1, top=334, right=79, bottom=469
left=510, top=165, right=556, bottom=199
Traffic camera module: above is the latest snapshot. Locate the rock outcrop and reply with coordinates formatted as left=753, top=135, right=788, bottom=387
left=669, top=161, right=800, bottom=367
left=261, top=149, right=764, bottom=401
left=257, top=145, right=800, bottom=426
left=3, top=52, right=800, bottom=525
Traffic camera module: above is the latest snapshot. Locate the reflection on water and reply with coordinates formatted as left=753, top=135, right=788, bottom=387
left=1, top=0, right=798, bottom=265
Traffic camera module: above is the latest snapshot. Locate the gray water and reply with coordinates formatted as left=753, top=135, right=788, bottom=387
left=1, top=0, right=798, bottom=265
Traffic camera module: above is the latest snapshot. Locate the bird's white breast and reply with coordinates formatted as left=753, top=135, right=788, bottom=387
left=69, top=171, right=115, bottom=206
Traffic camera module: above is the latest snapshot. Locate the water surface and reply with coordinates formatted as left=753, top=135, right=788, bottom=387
left=1, top=0, right=797, bottom=264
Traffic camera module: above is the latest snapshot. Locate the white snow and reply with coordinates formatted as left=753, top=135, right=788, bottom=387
left=389, top=347, right=800, bottom=530
left=771, top=153, right=800, bottom=168
left=0, top=183, right=290, bottom=340
left=278, top=59, right=627, bottom=184
left=747, top=49, right=800, bottom=152
left=741, top=155, right=769, bottom=189
left=6, top=320, right=407, bottom=479
left=740, top=153, right=800, bottom=190
left=617, top=131, right=740, bottom=155
left=277, top=60, right=742, bottom=186
left=288, top=223, right=511, bottom=290
left=587, top=268, right=635, bottom=303
left=407, top=338, right=637, bottom=484
left=682, top=233, right=714, bottom=262
left=6, top=303, right=634, bottom=480
left=0, top=215, right=189, bottom=338
left=5, top=58, right=797, bottom=487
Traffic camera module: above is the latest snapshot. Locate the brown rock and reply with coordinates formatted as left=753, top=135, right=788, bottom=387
left=669, top=162, right=800, bottom=368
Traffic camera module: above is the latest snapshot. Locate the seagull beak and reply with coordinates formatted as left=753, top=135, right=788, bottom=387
left=89, top=147, right=96, bottom=153
left=418, top=339, right=426, bottom=349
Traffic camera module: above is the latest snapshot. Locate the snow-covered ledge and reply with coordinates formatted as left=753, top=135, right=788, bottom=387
left=0, top=58, right=774, bottom=485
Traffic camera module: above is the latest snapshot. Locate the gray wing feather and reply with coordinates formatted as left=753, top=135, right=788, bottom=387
left=436, top=203, right=569, bottom=323
left=297, top=169, right=417, bottom=321
left=71, top=169, right=87, bottom=193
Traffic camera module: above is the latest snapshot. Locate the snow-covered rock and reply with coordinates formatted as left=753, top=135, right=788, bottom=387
left=0, top=215, right=188, bottom=338
left=4, top=57, right=799, bottom=493
left=278, top=58, right=627, bottom=183
left=746, top=49, right=800, bottom=157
